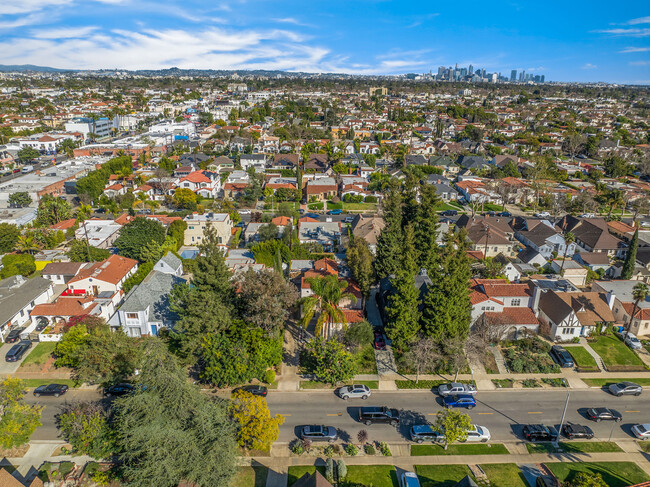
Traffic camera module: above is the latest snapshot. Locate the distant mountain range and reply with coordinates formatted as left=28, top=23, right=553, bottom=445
left=0, top=64, right=70, bottom=72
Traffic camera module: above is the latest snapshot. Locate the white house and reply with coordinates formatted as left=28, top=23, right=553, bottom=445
left=67, top=254, right=139, bottom=297
left=0, top=276, right=54, bottom=341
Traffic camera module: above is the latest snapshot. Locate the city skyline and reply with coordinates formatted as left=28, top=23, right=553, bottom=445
left=0, top=1, right=648, bottom=84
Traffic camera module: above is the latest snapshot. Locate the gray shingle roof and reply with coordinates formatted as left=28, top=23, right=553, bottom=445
left=0, top=276, right=52, bottom=327
left=119, top=271, right=185, bottom=324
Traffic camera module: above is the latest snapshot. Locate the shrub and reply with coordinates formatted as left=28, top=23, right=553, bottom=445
left=379, top=441, right=391, bottom=456
left=337, top=459, right=347, bottom=480
left=84, top=462, right=100, bottom=476
left=357, top=429, right=368, bottom=444
left=325, top=458, right=334, bottom=483
left=344, top=444, right=358, bottom=456
left=264, top=369, right=276, bottom=384
left=364, top=444, right=376, bottom=455
left=301, top=438, right=312, bottom=452
left=290, top=439, right=303, bottom=455
left=323, top=444, right=334, bottom=457
left=522, top=379, right=539, bottom=388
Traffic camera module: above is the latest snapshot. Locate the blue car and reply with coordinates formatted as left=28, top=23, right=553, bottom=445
left=443, top=394, right=476, bottom=409
left=327, top=209, right=342, bottom=215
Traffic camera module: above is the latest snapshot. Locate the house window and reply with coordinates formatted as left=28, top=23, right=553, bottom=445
left=30, top=301, right=35, bottom=307
left=126, top=312, right=139, bottom=320
left=511, top=299, right=521, bottom=306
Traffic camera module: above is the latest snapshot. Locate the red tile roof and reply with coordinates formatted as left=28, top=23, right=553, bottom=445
left=484, top=307, right=539, bottom=325
left=68, top=255, right=138, bottom=286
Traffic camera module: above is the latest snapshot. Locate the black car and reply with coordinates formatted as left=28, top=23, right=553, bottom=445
left=497, top=211, right=512, bottom=217
left=300, top=425, right=338, bottom=442
left=104, top=383, right=135, bottom=397
left=586, top=407, right=622, bottom=422
left=522, top=424, right=558, bottom=442
left=33, top=384, right=69, bottom=397
left=235, top=385, right=268, bottom=397
left=5, top=328, right=25, bottom=343
left=441, top=210, right=458, bottom=216
left=550, top=345, right=574, bottom=368
left=359, top=406, right=400, bottom=426
left=5, top=340, right=31, bottom=362
left=562, top=424, right=594, bottom=440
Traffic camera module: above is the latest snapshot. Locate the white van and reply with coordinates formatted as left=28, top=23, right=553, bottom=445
left=21, top=165, right=34, bottom=174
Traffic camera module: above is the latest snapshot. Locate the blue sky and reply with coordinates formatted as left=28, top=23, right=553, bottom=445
left=0, top=0, right=648, bottom=83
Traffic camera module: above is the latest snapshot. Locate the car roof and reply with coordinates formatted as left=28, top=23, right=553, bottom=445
left=412, top=424, right=434, bottom=433
left=621, top=381, right=638, bottom=387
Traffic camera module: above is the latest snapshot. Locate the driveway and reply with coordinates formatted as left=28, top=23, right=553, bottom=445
left=0, top=342, right=30, bottom=374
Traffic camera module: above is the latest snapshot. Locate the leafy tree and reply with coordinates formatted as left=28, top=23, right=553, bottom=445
left=0, top=377, right=43, bottom=449
left=8, top=192, right=32, bottom=208
left=385, top=225, right=421, bottom=351
left=36, top=195, right=72, bottom=226
left=67, top=239, right=111, bottom=262
left=301, top=337, right=357, bottom=385
left=0, top=253, right=36, bottom=278
left=628, top=282, right=649, bottom=332
left=167, top=219, right=187, bottom=250
left=230, top=390, right=284, bottom=452
left=300, top=275, right=356, bottom=337
left=435, top=408, right=472, bottom=450
left=568, top=472, right=607, bottom=487
left=17, top=146, right=40, bottom=161
left=115, top=217, right=166, bottom=262
left=58, top=401, right=113, bottom=458
left=346, top=236, right=374, bottom=299
left=622, top=229, right=638, bottom=280
left=173, top=188, right=197, bottom=210
left=237, top=269, right=298, bottom=335
left=374, top=182, right=403, bottom=279
left=15, top=235, right=39, bottom=254
left=113, top=341, right=237, bottom=487
left=343, top=320, right=373, bottom=349
left=0, top=223, right=20, bottom=253
left=169, top=226, right=236, bottom=358
left=603, top=155, right=631, bottom=178
left=54, top=324, right=90, bottom=368
left=258, top=223, right=279, bottom=242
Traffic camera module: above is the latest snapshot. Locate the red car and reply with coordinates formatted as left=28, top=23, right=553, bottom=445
left=374, top=332, right=386, bottom=350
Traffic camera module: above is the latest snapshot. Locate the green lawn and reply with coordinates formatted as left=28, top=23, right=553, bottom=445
left=638, top=441, right=650, bottom=453
left=545, top=462, right=649, bottom=487
left=566, top=346, right=599, bottom=371
left=342, top=202, right=378, bottom=211
left=344, top=465, right=397, bottom=487
left=411, top=443, right=509, bottom=456
left=21, top=379, right=77, bottom=388
left=231, top=466, right=267, bottom=487
left=415, top=465, right=473, bottom=487
left=287, top=466, right=325, bottom=486
left=481, top=464, right=527, bottom=487
left=583, top=377, right=650, bottom=387
left=21, top=342, right=57, bottom=366
left=483, top=203, right=504, bottom=212
left=299, top=380, right=379, bottom=390
left=396, top=379, right=475, bottom=390
left=526, top=442, right=623, bottom=454
left=354, top=344, right=378, bottom=374
left=589, top=335, right=646, bottom=369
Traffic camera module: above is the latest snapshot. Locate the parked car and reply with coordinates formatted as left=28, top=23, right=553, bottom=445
left=632, top=424, right=650, bottom=440
left=561, top=424, right=594, bottom=440
left=300, top=425, right=337, bottom=442
left=238, top=209, right=252, bottom=215
left=399, top=472, right=421, bottom=487
left=586, top=407, right=622, bottom=422
left=497, top=211, right=512, bottom=217
left=298, top=209, right=305, bottom=214
left=441, top=210, right=458, bottom=216
left=579, top=213, right=595, bottom=218
left=550, top=345, right=574, bottom=368
left=5, top=340, right=31, bottom=362
left=327, top=209, right=342, bottom=215
left=305, top=213, right=320, bottom=219
left=535, top=211, right=551, bottom=218
left=625, top=333, right=642, bottom=350
left=33, top=384, right=69, bottom=397
left=344, top=216, right=355, bottom=223
left=443, top=395, right=476, bottom=409
left=5, top=328, right=25, bottom=343
left=234, top=385, right=268, bottom=397
left=104, top=383, right=135, bottom=397
left=608, top=381, right=642, bottom=397
left=337, top=384, right=371, bottom=400
left=522, top=424, right=558, bottom=442
left=359, top=406, right=400, bottom=426
left=409, top=424, right=444, bottom=444
left=437, top=382, right=477, bottom=397
left=462, top=425, right=491, bottom=442
left=373, top=331, right=386, bottom=351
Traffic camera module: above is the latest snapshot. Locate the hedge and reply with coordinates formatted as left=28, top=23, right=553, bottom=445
left=122, top=261, right=154, bottom=294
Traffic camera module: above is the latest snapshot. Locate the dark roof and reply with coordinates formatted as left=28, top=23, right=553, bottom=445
left=457, top=155, right=489, bottom=170
left=517, top=224, right=559, bottom=247
left=41, top=262, right=84, bottom=276
left=405, top=154, right=428, bottom=166
left=429, top=155, right=456, bottom=167
left=293, top=472, right=333, bottom=487
left=0, top=276, right=52, bottom=327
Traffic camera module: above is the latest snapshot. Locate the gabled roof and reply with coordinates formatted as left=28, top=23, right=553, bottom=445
left=68, top=255, right=138, bottom=286
left=42, top=262, right=84, bottom=277
left=538, top=290, right=614, bottom=326
left=0, top=276, right=52, bottom=327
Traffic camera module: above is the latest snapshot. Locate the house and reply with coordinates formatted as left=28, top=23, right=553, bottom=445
left=573, top=251, right=611, bottom=273
left=292, top=471, right=333, bottom=487
left=426, top=176, right=459, bottom=202
left=592, top=280, right=650, bottom=337
left=469, top=279, right=533, bottom=333
left=240, top=154, right=267, bottom=170
left=41, top=262, right=84, bottom=285
left=349, top=215, right=385, bottom=254
left=111, top=256, right=185, bottom=337
left=183, top=212, right=232, bottom=246
left=298, top=222, right=341, bottom=251
left=304, top=153, right=329, bottom=172
left=457, top=216, right=518, bottom=258
left=0, top=275, right=54, bottom=341
left=66, top=254, right=139, bottom=296
left=30, top=293, right=117, bottom=331
left=550, top=260, right=589, bottom=287
left=0, top=467, right=44, bottom=487
left=104, top=183, right=126, bottom=197
left=557, top=215, right=623, bottom=257
left=378, top=269, right=432, bottom=325
left=515, top=220, right=576, bottom=260
left=515, top=247, right=548, bottom=267
left=304, top=178, right=338, bottom=202
left=75, top=219, right=122, bottom=249
left=207, top=155, right=234, bottom=171
left=177, top=170, right=222, bottom=198
left=271, top=153, right=299, bottom=169
left=429, top=155, right=460, bottom=176
left=457, top=155, right=490, bottom=171
left=537, top=290, right=615, bottom=340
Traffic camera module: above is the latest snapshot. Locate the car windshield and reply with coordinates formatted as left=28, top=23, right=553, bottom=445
left=639, top=425, right=648, bottom=433
left=616, top=383, right=626, bottom=388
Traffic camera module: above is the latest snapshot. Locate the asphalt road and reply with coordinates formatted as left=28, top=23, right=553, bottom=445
left=19, top=386, right=650, bottom=444
left=266, top=389, right=650, bottom=443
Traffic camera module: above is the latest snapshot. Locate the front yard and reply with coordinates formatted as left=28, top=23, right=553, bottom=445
left=21, top=342, right=56, bottom=367
left=566, top=346, right=599, bottom=372
left=344, top=465, right=396, bottom=487
left=545, top=462, right=649, bottom=487
left=500, top=337, right=560, bottom=374
left=480, top=464, right=528, bottom=487
left=588, top=335, right=646, bottom=371
left=231, top=466, right=267, bottom=487
left=526, top=442, right=622, bottom=454
left=411, top=443, right=509, bottom=456
left=415, top=465, right=473, bottom=487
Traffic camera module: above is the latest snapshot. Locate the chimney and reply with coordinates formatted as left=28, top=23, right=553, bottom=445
left=532, top=285, right=542, bottom=316
left=606, top=290, right=616, bottom=310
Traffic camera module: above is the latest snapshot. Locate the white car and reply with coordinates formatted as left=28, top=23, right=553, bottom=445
left=238, top=209, right=252, bottom=215
left=632, top=424, right=650, bottom=440
left=400, top=472, right=421, bottom=487
left=535, top=212, right=550, bottom=218
left=579, top=213, right=595, bottom=218
left=625, top=332, right=642, bottom=350
left=642, top=221, right=650, bottom=228
left=438, top=382, right=477, bottom=397
left=462, top=425, right=491, bottom=443
left=337, top=384, right=371, bottom=400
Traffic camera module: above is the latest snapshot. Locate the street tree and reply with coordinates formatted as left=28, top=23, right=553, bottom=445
left=302, top=337, right=357, bottom=385
left=0, top=223, right=20, bottom=253
left=58, top=401, right=113, bottom=458
left=0, top=377, right=43, bottom=449
left=17, top=146, right=40, bottom=162
left=230, top=390, right=284, bottom=452
left=435, top=408, right=472, bottom=450
left=402, top=337, right=441, bottom=383
left=628, top=282, right=649, bottom=332
left=346, top=235, right=374, bottom=299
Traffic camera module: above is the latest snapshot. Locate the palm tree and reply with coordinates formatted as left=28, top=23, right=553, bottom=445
left=559, top=232, right=575, bottom=275
left=16, top=236, right=39, bottom=255
left=300, top=274, right=357, bottom=337
left=606, top=189, right=624, bottom=221
left=628, top=282, right=649, bottom=333
left=76, top=204, right=93, bottom=222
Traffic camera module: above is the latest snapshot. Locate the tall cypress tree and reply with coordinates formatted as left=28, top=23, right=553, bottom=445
left=385, top=225, right=420, bottom=351
left=374, top=182, right=403, bottom=279
left=622, top=229, right=638, bottom=280
left=414, top=184, right=441, bottom=272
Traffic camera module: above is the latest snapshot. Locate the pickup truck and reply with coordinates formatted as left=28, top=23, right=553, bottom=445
left=437, top=382, right=477, bottom=397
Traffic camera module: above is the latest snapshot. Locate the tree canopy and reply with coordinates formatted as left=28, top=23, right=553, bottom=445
left=115, top=217, right=166, bottom=262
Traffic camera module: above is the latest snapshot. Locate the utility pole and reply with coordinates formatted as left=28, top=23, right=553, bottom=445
left=82, top=219, right=92, bottom=262
left=555, top=392, right=570, bottom=448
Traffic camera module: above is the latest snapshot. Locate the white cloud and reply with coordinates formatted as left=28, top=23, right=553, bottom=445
left=627, top=16, right=650, bottom=25
left=0, top=0, right=72, bottom=15
left=630, top=60, right=650, bottom=66
left=32, top=26, right=98, bottom=38
left=0, top=13, right=50, bottom=29
left=596, top=28, right=650, bottom=37
left=620, top=47, right=650, bottom=53
left=581, top=63, right=597, bottom=69
left=526, top=66, right=546, bottom=72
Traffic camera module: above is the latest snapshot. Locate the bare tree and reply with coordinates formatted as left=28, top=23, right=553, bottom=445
left=403, top=337, right=441, bottom=383
left=563, top=133, right=586, bottom=160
